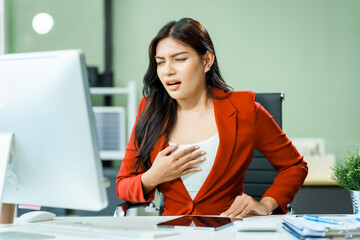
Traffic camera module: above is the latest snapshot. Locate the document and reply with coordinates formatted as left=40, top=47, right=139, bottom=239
left=283, top=215, right=360, bottom=239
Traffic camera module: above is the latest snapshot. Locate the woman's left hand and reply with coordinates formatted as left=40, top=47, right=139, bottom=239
left=219, top=194, right=278, bottom=218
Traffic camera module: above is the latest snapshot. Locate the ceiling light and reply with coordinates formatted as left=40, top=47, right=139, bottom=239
left=32, top=13, right=54, bottom=35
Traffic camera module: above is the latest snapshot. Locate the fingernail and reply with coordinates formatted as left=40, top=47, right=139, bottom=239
left=194, top=145, right=200, bottom=149
left=200, top=156, right=206, bottom=160
left=201, top=150, right=206, bottom=154
left=197, top=167, right=202, bottom=171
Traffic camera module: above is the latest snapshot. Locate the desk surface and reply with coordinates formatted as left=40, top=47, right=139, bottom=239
left=0, top=215, right=296, bottom=240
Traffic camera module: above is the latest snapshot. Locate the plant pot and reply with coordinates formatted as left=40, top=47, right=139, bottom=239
left=350, top=190, right=360, bottom=214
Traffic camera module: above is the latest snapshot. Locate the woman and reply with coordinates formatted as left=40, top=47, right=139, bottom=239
left=116, top=18, right=308, bottom=217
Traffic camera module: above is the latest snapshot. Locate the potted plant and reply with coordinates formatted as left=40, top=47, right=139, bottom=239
left=331, top=146, right=360, bottom=214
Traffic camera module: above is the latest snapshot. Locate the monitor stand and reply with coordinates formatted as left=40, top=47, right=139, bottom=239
left=0, top=135, right=53, bottom=237
left=0, top=133, right=15, bottom=224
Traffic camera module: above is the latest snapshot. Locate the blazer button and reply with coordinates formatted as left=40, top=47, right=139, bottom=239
left=188, top=201, right=194, bottom=210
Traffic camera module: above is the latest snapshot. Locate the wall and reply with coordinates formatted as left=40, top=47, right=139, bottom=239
left=5, top=0, right=360, bottom=157
left=5, top=0, right=104, bottom=70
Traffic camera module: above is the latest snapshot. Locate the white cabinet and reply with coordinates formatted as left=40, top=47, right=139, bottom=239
left=90, top=81, right=136, bottom=160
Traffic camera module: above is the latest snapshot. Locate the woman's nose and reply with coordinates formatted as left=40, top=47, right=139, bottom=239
left=163, top=62, right=175, bottom=76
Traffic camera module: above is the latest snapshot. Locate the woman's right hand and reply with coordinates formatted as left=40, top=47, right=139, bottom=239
left=141, top=144, right=206, bottom=195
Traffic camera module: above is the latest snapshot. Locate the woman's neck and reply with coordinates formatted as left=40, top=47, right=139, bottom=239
left=176, top=89, right=212, bottom=112
left=170, top=88, right=217, bottom=145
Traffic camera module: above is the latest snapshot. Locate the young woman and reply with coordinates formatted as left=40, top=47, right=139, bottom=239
left=116, top=18, right=308, bottom=217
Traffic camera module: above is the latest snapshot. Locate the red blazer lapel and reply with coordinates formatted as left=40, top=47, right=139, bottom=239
left=195, top=90, right=238, bottom=201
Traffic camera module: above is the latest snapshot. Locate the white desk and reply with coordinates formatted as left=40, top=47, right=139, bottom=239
left=0, top=215, right=296, bottom=240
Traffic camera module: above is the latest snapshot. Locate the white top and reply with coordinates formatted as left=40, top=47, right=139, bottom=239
left=169, top=133, right=219, bottom=199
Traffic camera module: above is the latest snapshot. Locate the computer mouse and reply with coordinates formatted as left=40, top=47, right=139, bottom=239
left=20, top=211, right=56, bottom=223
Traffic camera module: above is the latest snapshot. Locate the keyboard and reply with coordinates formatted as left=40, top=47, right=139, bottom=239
left=37, top=219, right=179, bottom=238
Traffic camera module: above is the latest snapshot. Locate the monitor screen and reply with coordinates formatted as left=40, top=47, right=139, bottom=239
left=0, top=50, right=108, bottom=211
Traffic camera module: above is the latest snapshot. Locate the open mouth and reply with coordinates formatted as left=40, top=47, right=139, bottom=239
left=167, top=81, right=181, bottom=86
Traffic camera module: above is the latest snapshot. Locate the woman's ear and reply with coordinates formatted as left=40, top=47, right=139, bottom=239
left=203, top=50, right=215, bottom=73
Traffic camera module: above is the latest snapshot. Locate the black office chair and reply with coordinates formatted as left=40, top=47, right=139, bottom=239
left=115, top=92, right=287, bottom=216
left=244, top=93, right=284, bottom=201
left=244, top=93, right=292, bottom=214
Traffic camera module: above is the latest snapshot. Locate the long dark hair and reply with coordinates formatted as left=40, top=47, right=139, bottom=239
left=133, top=18, right=231, bottom=171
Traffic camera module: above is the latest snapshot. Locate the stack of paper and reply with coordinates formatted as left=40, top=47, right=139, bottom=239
left=283, top=215, right=360, bottom=239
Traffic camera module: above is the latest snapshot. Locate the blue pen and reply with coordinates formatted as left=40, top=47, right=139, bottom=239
left=303, top=215, right=344, bottom=225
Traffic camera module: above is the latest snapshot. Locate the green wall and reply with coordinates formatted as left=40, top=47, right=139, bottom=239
left=5, top=0, right=104, bottom=71
left=5, top=0, right=360, bottom=157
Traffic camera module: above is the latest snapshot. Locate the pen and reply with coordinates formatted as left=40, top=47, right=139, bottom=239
left=303, top=215, right=344, bottom=225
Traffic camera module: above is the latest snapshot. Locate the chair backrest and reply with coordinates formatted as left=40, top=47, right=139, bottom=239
left=243, top=93, right=284, bottom=201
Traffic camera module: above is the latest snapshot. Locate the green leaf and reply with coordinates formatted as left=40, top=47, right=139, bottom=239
left=331, top=146, right=360, bottom=190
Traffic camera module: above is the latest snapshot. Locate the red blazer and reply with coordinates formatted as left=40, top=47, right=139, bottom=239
left=116, top=89, right=308, bottom=215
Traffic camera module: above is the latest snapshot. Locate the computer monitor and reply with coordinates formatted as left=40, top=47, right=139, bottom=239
left=0, top=50, right=108, bottom=212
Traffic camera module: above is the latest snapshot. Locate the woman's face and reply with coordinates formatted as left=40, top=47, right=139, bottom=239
left=155, top=37, right=208, bottom=102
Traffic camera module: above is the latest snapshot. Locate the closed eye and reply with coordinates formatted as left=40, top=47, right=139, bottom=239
left=156, top=61, right=165, bottom=66
left=175, top=58, right=187, bottom=62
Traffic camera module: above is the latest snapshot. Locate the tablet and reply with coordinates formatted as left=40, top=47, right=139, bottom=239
left=157, top=215, right=240, bottom=231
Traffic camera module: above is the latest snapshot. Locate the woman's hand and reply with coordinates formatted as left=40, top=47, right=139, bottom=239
left=141, top=144, right=206, bottom=195
left=220, top=194, right=279, bottom=218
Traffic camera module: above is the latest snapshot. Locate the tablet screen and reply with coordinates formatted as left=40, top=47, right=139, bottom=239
left=157, top=215, right=240, bottom=231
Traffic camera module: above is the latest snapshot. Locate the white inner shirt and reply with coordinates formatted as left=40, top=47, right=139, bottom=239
left=169, top=133, right=219, bottom=199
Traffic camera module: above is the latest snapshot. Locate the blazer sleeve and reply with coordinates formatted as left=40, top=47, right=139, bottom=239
left=253, top=98, right=308, bottom=213
left=116, top=97, right=156, bottom=203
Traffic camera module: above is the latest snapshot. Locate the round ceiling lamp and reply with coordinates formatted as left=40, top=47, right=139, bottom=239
left=32, top=13, right=54, bottom=35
